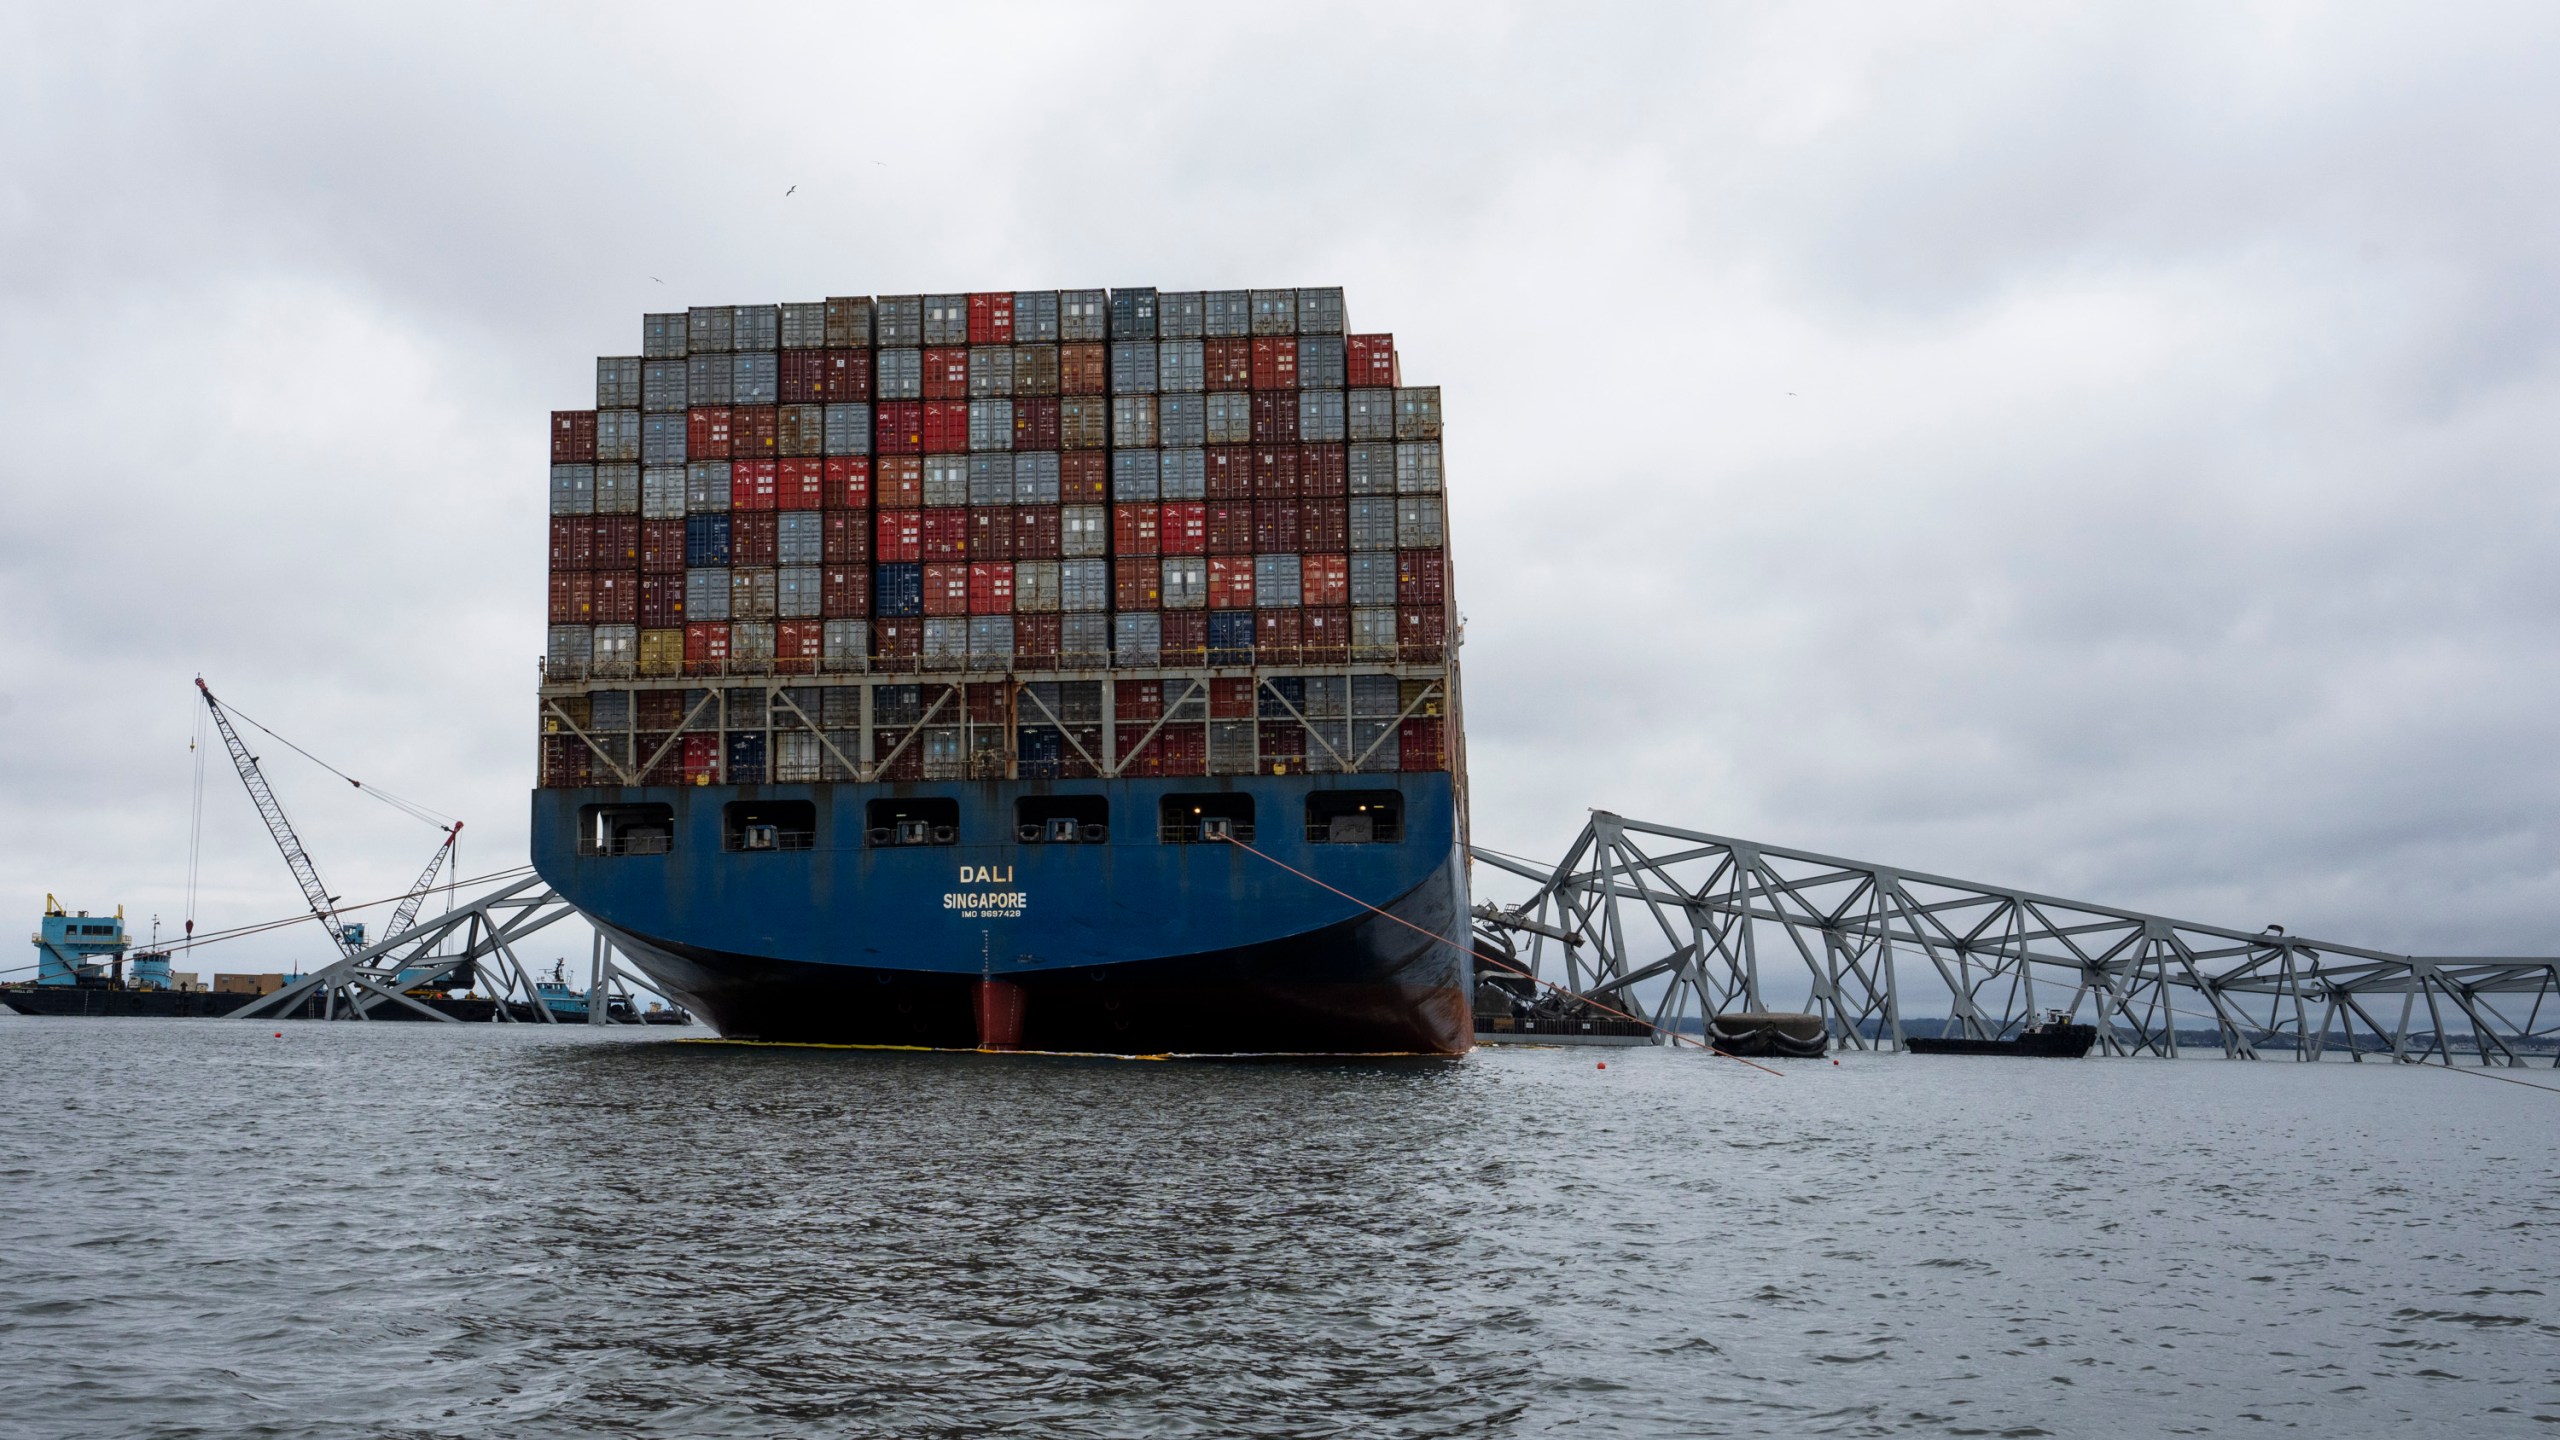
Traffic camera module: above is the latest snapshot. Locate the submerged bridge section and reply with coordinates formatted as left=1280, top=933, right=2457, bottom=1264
left=1469, top=813, right=2560, bottom=1066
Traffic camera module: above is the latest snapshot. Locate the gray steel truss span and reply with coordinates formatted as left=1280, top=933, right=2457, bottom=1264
left=1468, top=813, right=2560, bottom=1066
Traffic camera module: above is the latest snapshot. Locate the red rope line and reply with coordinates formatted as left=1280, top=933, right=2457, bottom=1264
left=1214, top=834, right=1784, bottom=1076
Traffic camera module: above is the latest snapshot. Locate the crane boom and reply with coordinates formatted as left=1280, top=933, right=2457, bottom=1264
left=384, top=822, right=462, bottom=941
left=195, top=677, right=359, bottom=956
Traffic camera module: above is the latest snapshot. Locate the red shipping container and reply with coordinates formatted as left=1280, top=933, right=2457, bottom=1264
left=683, top=622, right=731, bottom=675
left=640, top=574, right=686, bottom=628
left=1260, top=720, right=1306, bottom=775
left=680, top=732, right=722, bottom=780
left=1210, top=678, right=1256, bottom=718
left=550, top=517, right=594, bottom=570
left=1013, top=504, right=1062, bottom=559
left=732, top=459, right=780, bottom=511
left=1206, top=502, right=1254, bottom=555
left=1251, top=336, right=1298, bottom=390
left=1013, top=399, right=1060, bottom=449
left=776, top=619, right=824, bottom=674
left=1253, top=446, right=1300, bottom=498
left=551, top=410, right=597, bottom=463
left=1115, top=679, right=1164, bottom=720
left=1299, top=443, right=1347, bottom=496
left=968, top=292, right=1014, bottom=345
left=1059, top=451, right=1107, bottom=503
left=822, top=511, right=872, bottom=564
left=922, top=400, right=970, bottom=453
left=969, top=507, right=1017, bottom=561
left=876, top=456, right=923, bottom=508
left=1302, top=605, right=1350, bottom=663
left=1398, top=549, right=1447, bottom=605
left=923, top=346, right=971, bottom=400
left=1157, top=725, right=1207, bottom=777
left=1255, top=609, right=1302, bottom=664
left=1399, top=716, right=1445, bottom=772
left=732, top=511, right=779, bottom=565
left=1301, top=553, right=1348, bottom=607
left=966, top=684, right=1008, bottom=724
left=591, top=516, right=639, bottom=568
left=1398, top=606, right=1445, bottom=662
left=733, top=406, right=779, bottom=458
left=1300, top=501, right=1347, bottom=550
left=1158, top=611, right=1207, bottom=665
left=875, top=401, right=923, bottom=455
left=1251, top=392, right=1299, bottom=445
left=876, top=509, right=923, bottom=562
left=1014, top=613, right=1061, bottom=665
left=778, top=458, right=825, bottom=509
left=874, top=728, right=922, bottom=777
left=1161, top=501, right=1206, bottom=554
left=824, top=455, right=872, bottom=508
left=1112, top=503, right=1161, bottom=555
left=641, top=519, right=686, bottom=572
left=874, top=619, right=923, bottom=661
left=1207, top=556, right=1255, bottom=608
left=780, top=350, right=830, bottom=403
left=594, top=572, right=637, bottom=625
left=824, top=347, right=873, bottom=400
left=822, top=565, right=870, bottom=618
left=969, top=561, right=1015, bottom=615
left=1059, top=397, right=1107, bottom=450
left=1252, top=500, right=1301, bottom=553
left=1115, top=556, right=1160, bottom=610
left=1204, top=339, right=1252, bottom=390
left=1347, top=334, right=1399, bottom=387
left=548, top=571, right=594, bottom=623
left=686, top=407, right=733, bottom=459
left=1060, top=342, right=1106, bottom=395
left=1114, top=724, right=1165, bottom=778
left=1205, top=446, right=1254, bottom=499
left=923, top=562, right=971, bottom=616
left=920, top=507, right=969, bottom=560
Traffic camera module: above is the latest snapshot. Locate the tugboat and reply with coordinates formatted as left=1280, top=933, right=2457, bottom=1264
left=1905, top=1009, right=2098, bottom=1057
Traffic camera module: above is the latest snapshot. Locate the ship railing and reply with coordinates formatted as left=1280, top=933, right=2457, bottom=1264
left=576, top=834, right=670, bottom=858
left=541, top=644, right=1452, bottom=685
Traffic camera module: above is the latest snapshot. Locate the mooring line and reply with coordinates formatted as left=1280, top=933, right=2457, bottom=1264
left=1211, top=834, right=1784, bottom=1075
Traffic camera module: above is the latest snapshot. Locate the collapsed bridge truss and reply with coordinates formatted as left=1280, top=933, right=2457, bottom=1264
left=1469, top=813, right=2560, bottom=1066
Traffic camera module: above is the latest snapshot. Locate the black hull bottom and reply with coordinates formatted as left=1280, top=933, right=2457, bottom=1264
left=0, top=987, right=500, bottom=1022
left=1906, top=1030, right=2097, bottom=1058
left=600, top=872, right=1473, bottom=1056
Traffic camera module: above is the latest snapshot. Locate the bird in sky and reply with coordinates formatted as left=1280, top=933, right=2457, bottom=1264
left=785, top=185, right=797, bottom=195
left=650, top=276, right=663, bottom=284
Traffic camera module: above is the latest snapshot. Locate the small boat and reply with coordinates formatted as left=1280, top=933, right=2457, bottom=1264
left=1905, top=1010, right=2097, bottom=1057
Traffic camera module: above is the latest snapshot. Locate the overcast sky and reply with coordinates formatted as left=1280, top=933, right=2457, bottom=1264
left=5, top=2, right=2557, bottom=986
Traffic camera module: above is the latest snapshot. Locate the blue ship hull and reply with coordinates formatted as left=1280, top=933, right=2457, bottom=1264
left=529, top=774, right=1472, bottom=1054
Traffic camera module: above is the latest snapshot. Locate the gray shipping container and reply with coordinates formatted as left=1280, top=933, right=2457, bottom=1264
left=1112, top=449, right=1160, bottom=500
left=1109, top=341, right=1158, bottom=395
left=1160, top=447, right=1206, bottom=500
left=1061, top=613, right=1110, bottom=665
left=1255, top=554, right=1302, bottom=608
left=1396, top=386, right=1443, bottom=440
left=1114, top=612, right=1161, bottom=665
left=820, top=688, right=862, bottom=727
left=777, top=512, right=824, bottom=565
left=822, top=730, right=859, bottom=776
left=642, top=466, right=686, bottom=520
left=1109, top=287, right=1157, bottom=339
left=875, top=348, right=922, bottom=400
left=823, top=620, right=870, bottom=673
left=1351, top=673, right=1403, bottom=716
left=550, top=464, right=595, bottom=516
left=1209, top=721, right=1256, bottom=775
left=730, top=622, right=777, bottom=664
left=825, top=297, right=874, bottom=348
left=1158, top=394, right=1205, bottom=447
left=824, top=403, right=872, bottom=456
left=1348, top=442, right=1396, bottom=494
left=598, top=356, right=644, bottom=408
left=1397, top=497, right=1445, bottom=548
left=1302, top=676, right=1347, bottom=718
left=595, top=463, right=641, bottom=515
left=733, top=304, right=780, bottom=352
left=688, top=306, right=733, bottom=354
left=1014, top=560, right=1061, bottom=612
left=777, top=565, right=823, bottom=618
left=1297, top=334, right=1345, bottom=389
left=922, top=294, right=968, bottom=346
left=1295, top=287, right=1346, bottom=336
left=640, top=413, right=686, bottom=466
left=1395, top=440, right=1443, bottom=494
left=1059, top=289, right=1107, bottom=342
left=1059, top=558, right=1110, bottom=611
left=732, top=353, right=779, bottom=405
left=642, top=314, right=687, bottom=359
left=687, top=461, right=732, bottom=512
left=1061, top=506, right=1108, bottom=558
left=1204, top=290, right=1250, bottom=338
left=1305, top=720, right=1353, bottom=773
left=780, top=302, right=827, bottom=349
left=1348, top=497, right=1398, bottom=550
left=969, top=399, right=1014, bottom=452
left=1013, top=450, right=1061, bottom=504
left=547, top=625, right=592, bottom=673
left=1351, top=608, right=1398, bottom=659
left=686, top=569, right=731, bottom=620
left=875, top=295, right=924, bottom=347
left=1348, top=552, right=1398, bottom=607
left=1158, top=291, right=1206, bottom=340
left=1349, top=718, right=1399, bottom=769
left=1204, top=392, right=1252, bottom=445
left=686, top=354, right=734, bottom=406
left=1298, top=389, right=1347, bottom=444
left=1347, top=388, right=1396, bottom=441
left=596, top=410, right=641, bottom=462
left=1013, top=291, right=1061, bottom=344
left=1157, top=338, right=1205, bottom=393
left=1111, top=395, right=1157, bottom=448
left=590, top=688, right=633, bottom=728
left=969, top=345, right=1014, bottom=397
left=1249, top=289, right=1296, bottom=336
left=641, top=359, right=686, bottom=412
left=774, top=731, right=823, bottom=783
left=724, top=687, right=769, bottom=726
left=923, top=455, right=968, bottom=507
left=923, top=617, right=969, bottom=667
left=731, top=567, right=778, bottom=622
left=968, top=455, right=1012, bottom=506
left=1161, top=555, right=1206, bottom=608
left=968, top=616, right=1014, bottom=670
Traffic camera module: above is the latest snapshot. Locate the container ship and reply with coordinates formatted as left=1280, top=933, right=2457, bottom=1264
left=531, top=288, right=1471, bottom=1053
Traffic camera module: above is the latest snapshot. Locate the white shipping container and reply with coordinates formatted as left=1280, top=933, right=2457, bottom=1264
left=1012, top=451, right=1060, bottom=504
left=780, top=302, right=827, bottom=349
left=1296, top=334, right=1346, bottom=389
left=730, top=621, right=777, bottom=663
left=774, top=731, right=823, bottom=782
left=874, top=295, right=924, bottom=347
left=969, top=400, right=1014, bottom=452
left=687, top=306, right=733, bottom=354
left=592, top=625, right=636, bottom=678
left=642, top=467, right=686, bottom=520
left=596, top=410, right=642, bottom=462
left=595, top=464, right=641, bottom=515
left=1059, top=289, right=1107, bottom=342
left=777, top=566, right=823, bottom=618
left=1305, top=719, right=1352, bottom=773
left=640, top=413, right=686, bottom=467
left=1348, top=442, right=1396, bottom=494
left=968, top=616, right=1014, bottom=670
left=1013, top=560, right=1061, bottom=612
left=731, top=567, right=778, bottom=621
left=1203, top=290, right=1250, bottom=339
left=923, top=456, right=969, bottom=507
left=687, top=568, right=731, bottom=621
left=1059, top=559, right=1110, bottom=611
left=1157, top=339, right=1204, bottom=393
left=1351, top=608, right=1398, bottom=659
left=1396, top=496, right=1445, bottom=548
left=1254, top=554, right=1302, bottom=608
left=1395, top=441, right=1443, bottom=495
left=824, top=403, right=872, bottom=456
left=598, top=356, right=644, bottom=408
left=969, top=345, right=1014, bottom=396
left=876, top=348, right=922, bottom=400
left=686, top=461, right=732, bottom=512
left=1249, top=289, right=1296, bottom=336
left=1160, top=555, right=1206, bottom=608
left=1209, top=721, right=1257, bottom=774
left=823, top=619, right=871, bottom=672
left=1061, top=506, right=1108, bottom=558
left=1395, top=386, right=1443, bottom=440
left=922, top=294, right=968, bottom=345
left=923, top=617, right=969, bottom=668
left=1111, top=395, right=1157, bottom=448
left=1204, top=392, right=1252, bottom=445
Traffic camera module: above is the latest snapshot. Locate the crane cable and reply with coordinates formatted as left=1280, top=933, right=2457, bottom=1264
left=213, top=699, right=457, bottom=831
left=185, top=700, right=208, bottom=941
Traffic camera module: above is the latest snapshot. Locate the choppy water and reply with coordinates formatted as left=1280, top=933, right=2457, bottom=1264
left=1, top=1017, right=2554, bottom=1438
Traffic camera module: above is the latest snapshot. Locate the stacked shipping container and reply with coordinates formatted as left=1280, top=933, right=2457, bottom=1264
left=544, top=287, right=1451, bottom=785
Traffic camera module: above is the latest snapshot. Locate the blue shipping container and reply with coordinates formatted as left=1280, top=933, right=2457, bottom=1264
left=685, top=513, right=732, bottom=568
left=726, top=733, right=767, bottom=785
left=874, top=562, right=924, bottom=617
left=1208, top=611, right=1256, bottom=664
